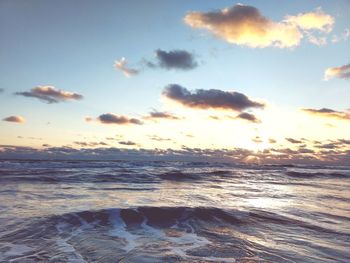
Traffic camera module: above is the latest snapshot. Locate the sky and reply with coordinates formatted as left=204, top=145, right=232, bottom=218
left=1, top=0, right=350, bottom=164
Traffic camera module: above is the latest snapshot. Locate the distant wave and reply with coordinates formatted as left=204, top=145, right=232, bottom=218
left=285, top=171, right=349, bottom=179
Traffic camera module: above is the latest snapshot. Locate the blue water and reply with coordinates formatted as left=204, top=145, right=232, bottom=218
left=0, top=160, right=349, bottom=262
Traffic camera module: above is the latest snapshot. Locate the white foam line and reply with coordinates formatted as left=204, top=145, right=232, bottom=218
left=108, top=209, right=139, bottom=252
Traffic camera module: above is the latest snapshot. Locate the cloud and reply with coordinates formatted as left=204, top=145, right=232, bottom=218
left=162, top=84, right=264, bottom=112
left=148, top=135, right=172, bottom=142
left=114, top=57, right=139, bottom=77
left=144, top=110, right=181, bottom=120
left=3, top=115, right=25, bottom=123
left=286, top=138, right=303, bottom=144
left=2, top=143, right=350, bottom=165
left=285, top=8, right=334, bottom=32
left=0, top=88, right=4, bottom=93
left=118, top=140, right=138, bottom=146
left=85, top=116, right=94, bottom=122
left=184, top=4, right=334, bottom=48
left=331, top=28, right=350, bottom=43
left=149, top=49, right=198, bottom=70
left=97, top=113, right=143, bottom=125
left=324, top=63, right=350, bottom=80
left=302, top=108, right=350, bottom=121
left=236, top=112, right=260, bottom=123
left=74, top=141, right=108, bottom=147
left=15, top=86, right=83, bottom=104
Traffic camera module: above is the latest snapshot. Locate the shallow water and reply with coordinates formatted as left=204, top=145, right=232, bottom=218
left=0, top=160, right=349, bottom=262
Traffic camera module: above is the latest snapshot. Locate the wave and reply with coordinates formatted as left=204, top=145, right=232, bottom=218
left=1, top=206, right=349, bottom=262
left=285, top=170, right=349, bottom=179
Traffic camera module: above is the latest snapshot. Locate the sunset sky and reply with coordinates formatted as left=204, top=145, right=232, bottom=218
left=1, top=0, right=350, bottom=164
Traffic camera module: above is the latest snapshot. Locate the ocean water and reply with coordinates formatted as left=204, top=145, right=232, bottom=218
left=0, top=160, right=349, bottom=263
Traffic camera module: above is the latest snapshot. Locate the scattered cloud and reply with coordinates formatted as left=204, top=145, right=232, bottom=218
left=74, top=141, right=108, bottom=147
left=162, top=84, right=264, bottom=112
left=114, top=57, right=139, bottom=77
left=302, top=108, right=350, bottom=121
left=331, top=28, right=350, bottom=43
left=144, top=110, right=181, bottom=120
left=269, top=138, right=277, bottom=144
left=147, top=49, right=198, bottom=70
left=15, top=86, right=83, bottom=104
left=236, top=112, right=260, bottom=123
left=1, top=143, right=350, bottom=165
left=85, top=116, right=94, bottom=122
left=97, top=113, right=143, bottom=125
left=286, top=138, right=303, bottom=144
left=118, top=140, right=138, bottom=146
left=148, top=135, right=172, bottom=142
left=285, top=8, right=334, bottom=32
left=3, top=115, right=25, bottom=123
left=324, top=63, right=350, bottom=80
left=184, top=4, right=334, bottom=48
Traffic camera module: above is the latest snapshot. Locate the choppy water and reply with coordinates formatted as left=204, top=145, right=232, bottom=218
left=0, top=160, right=349, bottom=262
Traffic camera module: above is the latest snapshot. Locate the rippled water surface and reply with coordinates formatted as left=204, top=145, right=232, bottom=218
left=0, top=160, right=349, bottom=262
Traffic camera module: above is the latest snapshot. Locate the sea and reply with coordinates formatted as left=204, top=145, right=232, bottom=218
left=0, top=160, right=349, bottom=262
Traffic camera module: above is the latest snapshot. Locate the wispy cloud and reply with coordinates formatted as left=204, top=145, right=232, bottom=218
left=15, top=86, right=83, bottom=104
left=118, top=140, right=138, bottom=146
left=97, top=113, right=143, bottom=125
left=3, top=115, right=25, bottom=123
left=114, top=57, right=139, bottom=77
left=324, top=63, right=350, bottom=80
left=144, top=110, right=181, bottom=121
left=162, top=84, right=264, bottom=112
left=302, top=108, right=350, bottom=121
left=184, top=4, right=334, bottom=48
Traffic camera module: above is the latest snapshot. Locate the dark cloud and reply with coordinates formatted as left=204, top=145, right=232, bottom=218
left=3, top=115, right=25, bottom=123
left=15, top=86, right=83, bottom=104
left=118, top=141, right=138, bottom=146
left=236, top=112, right=260, bottom=123
left=162, top=84, right=264, bottom=112
left=269, top=138, right=277, bottom=144
left=302, top=108, right=350, bottom=121
left=0, top=88, right=4, bottom=93
left=150, top=49, right=198, bottom=70
left=286, top=138, right=303, bottom=144
left=74, top=141, right=108, bottom=147
left=97, top=113, right=143, bottom=125
left=144, top=110, right=181, bottom=120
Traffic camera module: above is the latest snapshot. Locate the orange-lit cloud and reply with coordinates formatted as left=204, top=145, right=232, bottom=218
left=302, top=108, right=350, bottom=121
left=3, top=115, right=25, bottom=123
left=15, top=86, right=83, bottom=104
left=285, top=8, right=334, bottom=32
left=184, top=4, right=334, bottom=48
left=324, top=63, right=350, bottom=80
left=114, top=57, right=139, bottom=77
left=97, top=113, right=143, bottom=125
